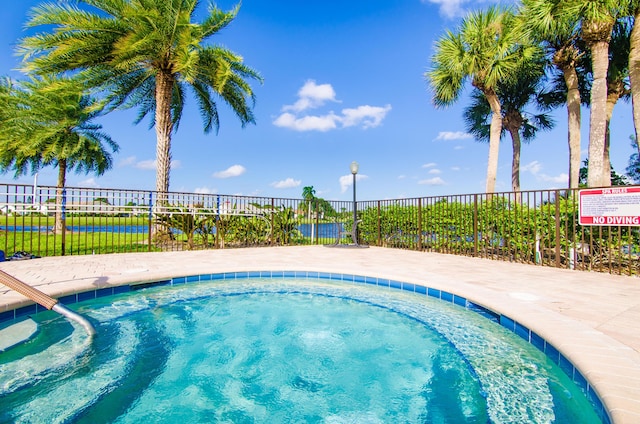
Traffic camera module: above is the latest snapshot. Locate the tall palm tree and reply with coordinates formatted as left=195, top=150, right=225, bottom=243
left=569, top=19, right=632, bottom=186
left=301, top=185, right=317, bottom=215
left=604, top=20, right=632, bottom=185
left=302, top=186, right=316, bottom=203
left=427, top=6, right=537, bottom=193
left=565, top=0, right=620, bottom=187
left=0, top=77, right=118, bottom=232
left=519, top=0, right=584, bottom=189
left=18, top=0, right=262, bottom=198
left=463, top=58, right=554, bottom=194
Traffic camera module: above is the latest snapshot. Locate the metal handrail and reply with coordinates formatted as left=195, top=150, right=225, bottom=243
left=0, top=269, right=95, bottom=336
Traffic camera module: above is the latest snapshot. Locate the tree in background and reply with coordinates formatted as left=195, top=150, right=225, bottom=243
left=579, top=159, right=629, bottom=186
left=519, top=0, right=584, bottom=188
left=427, top=6, right=538, bottom=193
left=19, top=0, right=262, bottom=198
left=0, top=77, right=118, bottom=231
left=464, top=55, right=553, bottom=194
left=568, top=19, right=632, bottom=186
left=300, top=186, right=336, bottom=219
left=301, top=186, right=316, bottom=209
left=567, top=0, right=620, bottom=187
left=604, top=20, right=632, bottom=184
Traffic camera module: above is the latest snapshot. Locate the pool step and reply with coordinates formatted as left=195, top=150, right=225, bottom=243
left=0, top=318, right=37, bottom=351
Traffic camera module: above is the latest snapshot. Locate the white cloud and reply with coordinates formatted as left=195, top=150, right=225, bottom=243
left=422, top=162, right=437, bottom=168
left=423, top=0, right=517, bottom=19
left=522, top=161, right=542, bottom=175
left=118, top=156, right=137, bottom=167
left=428, top=169, right=442, bottom=175
left=418, top=177, right=446, bottom=185
left=194, top=187, right=218, bottom=194
left=522, top=161, right=568, bottom=184
left=274, top=81, right=391, bottom=132
left=341, top=105, right=392, bottom=129
left=424, top=0, right=466, bottom=18
left=79, top=177, right=99, bottom=187
left=451, top=166, right=461, bottom=171
left=271, top=178, right=301, bottom=189
left=540, top=173, right=568, bottom=184
left=135, top=159, right=157, bottom=170
left=339, top=174, right=368, bottom=193
left=283, top=80, right=338, bottom=112
left=454, top=145, right=464, bottom=150
left=273, top=112, right=339, bottom=132
left=213, top=165, right=246, bottom=179
left=434, top=131, right=473, bottom=141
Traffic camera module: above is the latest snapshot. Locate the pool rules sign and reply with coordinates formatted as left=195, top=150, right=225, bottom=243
left=579, top=187, right=640, bottom=226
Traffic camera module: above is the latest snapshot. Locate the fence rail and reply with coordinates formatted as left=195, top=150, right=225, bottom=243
left=1, top=183, right=638, bottom=275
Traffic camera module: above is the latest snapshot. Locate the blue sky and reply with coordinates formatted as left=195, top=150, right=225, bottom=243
left=0, top=0, right=636, bottom=201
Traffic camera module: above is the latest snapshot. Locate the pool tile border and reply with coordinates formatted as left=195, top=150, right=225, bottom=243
left=0, top=269, right=611, bottom=424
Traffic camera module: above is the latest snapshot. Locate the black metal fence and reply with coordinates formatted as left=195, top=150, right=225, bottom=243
left=1, top=183, right=638, bottom=275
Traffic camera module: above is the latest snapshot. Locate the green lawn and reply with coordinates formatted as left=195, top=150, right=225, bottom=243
left=0, top=215, right=153, bottom=257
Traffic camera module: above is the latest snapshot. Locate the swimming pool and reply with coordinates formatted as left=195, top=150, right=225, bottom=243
left=0, top=274, right=605, bottom=423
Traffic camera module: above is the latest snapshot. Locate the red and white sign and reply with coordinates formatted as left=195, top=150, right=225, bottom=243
left=579, top=187, right=640, bottom=226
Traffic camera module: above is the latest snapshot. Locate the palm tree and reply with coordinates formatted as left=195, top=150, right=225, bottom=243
left=566, top=0, right=620, bottom=187
left=519, top=0, right=584, bottom=189
left=0, top=77, right=118, bottom=232
left=301, top=185, right=317, bottom=241
left=604, top=20, right=632, bottom=185
left=464, top=58, right=554, bottom=194
left=427, top=6, right=537, bottom=193
left=300, top=185, right=336, bottom=221
left=301, top=186, right=317, bottom=210
left=18, top=0, right=262, bottom=198
left=570, top=19, right=632, bottom=186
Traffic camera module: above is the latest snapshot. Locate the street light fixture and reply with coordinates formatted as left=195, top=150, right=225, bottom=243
left=325, top=161, right=368, bottom=248
left=350, top=161, right=359, bottom=245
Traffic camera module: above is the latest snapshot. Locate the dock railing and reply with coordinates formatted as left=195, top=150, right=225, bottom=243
left=1, top=183, right=638, bottom=275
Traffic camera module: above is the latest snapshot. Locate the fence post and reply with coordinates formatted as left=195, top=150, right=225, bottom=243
left=61, top=188, right=66, bottom=256
left=314, top=199, right=319, bottom=245
left=147, top=192, right=153, bottom=252
left=271, top=198, right=275, bottom=246
left=377, top=201, right=382, bottom=247
left=473, top=194, right=478, bottom=257
left=417, top=198, right=423, bottom=251
left=555, top=191, right=561, bottom=268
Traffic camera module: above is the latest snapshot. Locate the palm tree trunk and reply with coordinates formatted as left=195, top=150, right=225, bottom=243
left=586, top=40, right=611, bottom=188
left=604, top=89, right=621, bottom=187
left=55, top=160, right=67, bottom=234
left=508, top=127, right=521, bottom=193
left=629, top=10, right=640, bottom=154
left=485, top=91, right=502, bottom=193
left=562, top=66, right=582, bottom=189
left=152, top=70, right=175, bottom=239
left=155, top=70, right=175, bottom=198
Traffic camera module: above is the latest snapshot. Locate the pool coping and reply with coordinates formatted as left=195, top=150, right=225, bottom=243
left=0, top=246, right=639, bottom=423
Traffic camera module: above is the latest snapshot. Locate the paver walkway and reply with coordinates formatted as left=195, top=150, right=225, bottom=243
left=1, top=246, right=639, bottom=423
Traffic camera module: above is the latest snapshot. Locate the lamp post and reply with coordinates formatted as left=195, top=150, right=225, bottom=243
left=324, top=161, right=367, bottom=248
left=350, top=161, right=359, bottom=245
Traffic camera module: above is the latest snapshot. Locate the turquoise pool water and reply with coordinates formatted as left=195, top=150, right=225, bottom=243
left=0, top=277, right=601, bottom=423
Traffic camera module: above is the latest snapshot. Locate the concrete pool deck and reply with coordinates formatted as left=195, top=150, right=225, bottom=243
left=0, top=245, right=639, bottom=423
